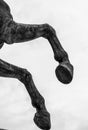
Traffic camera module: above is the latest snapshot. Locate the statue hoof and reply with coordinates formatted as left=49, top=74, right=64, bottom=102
left=55, top=62, right=73, bottom=84
left=34, top=110, right=51, bottom=130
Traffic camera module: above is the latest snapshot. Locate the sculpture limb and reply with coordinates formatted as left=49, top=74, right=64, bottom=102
left=0, top=58, right=51, bottom=130
left=3, top=20, right=73, bottom=84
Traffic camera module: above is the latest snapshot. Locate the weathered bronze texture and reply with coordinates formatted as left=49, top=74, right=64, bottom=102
left=0, top=0, right=74, bottom=129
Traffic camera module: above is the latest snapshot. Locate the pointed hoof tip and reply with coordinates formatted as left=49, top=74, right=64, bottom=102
left=55, top=62, right=73, bottom=84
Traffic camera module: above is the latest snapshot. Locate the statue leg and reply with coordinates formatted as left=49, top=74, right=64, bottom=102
left=3, top=20, right=74, bottom=84
left=0, top=59, right=51, bottom=130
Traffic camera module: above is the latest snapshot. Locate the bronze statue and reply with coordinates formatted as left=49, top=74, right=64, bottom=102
left=0, top=0, right=74, bottom=129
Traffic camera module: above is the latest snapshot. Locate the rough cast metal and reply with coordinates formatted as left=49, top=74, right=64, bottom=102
left=0, top=0, right=74, bottom=130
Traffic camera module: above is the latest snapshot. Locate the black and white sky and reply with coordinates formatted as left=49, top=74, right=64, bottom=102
left=0, top=0, right=88, bottom=130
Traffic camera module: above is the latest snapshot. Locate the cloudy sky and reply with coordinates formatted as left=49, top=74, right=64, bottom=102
left=0, top=0, right=88, bottom=130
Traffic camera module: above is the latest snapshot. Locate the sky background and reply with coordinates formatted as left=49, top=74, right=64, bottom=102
left=0, top=0, right=88, bottom=130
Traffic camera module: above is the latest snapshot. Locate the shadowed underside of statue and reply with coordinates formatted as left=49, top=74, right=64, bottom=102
left=0, top=0, right=74, bottom=129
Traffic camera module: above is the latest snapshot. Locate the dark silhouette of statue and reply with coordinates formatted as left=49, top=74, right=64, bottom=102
left=0, top=0, right=74, bottom=129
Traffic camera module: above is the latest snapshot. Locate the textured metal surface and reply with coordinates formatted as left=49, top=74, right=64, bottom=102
left=0, top=0, right=74, bottom=129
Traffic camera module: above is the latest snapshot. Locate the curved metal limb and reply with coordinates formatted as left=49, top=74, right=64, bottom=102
left=0, top=1, right=74, bottom=130
left=3, top=21, right=74, bottom=84
left=0, top=59, right=51, bottom=130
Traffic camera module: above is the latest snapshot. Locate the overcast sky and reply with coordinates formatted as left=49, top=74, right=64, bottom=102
left=0, top=0, right=88, bottom=130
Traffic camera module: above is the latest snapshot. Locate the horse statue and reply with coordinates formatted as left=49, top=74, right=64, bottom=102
left=0, top=0, right=74, bottom=129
